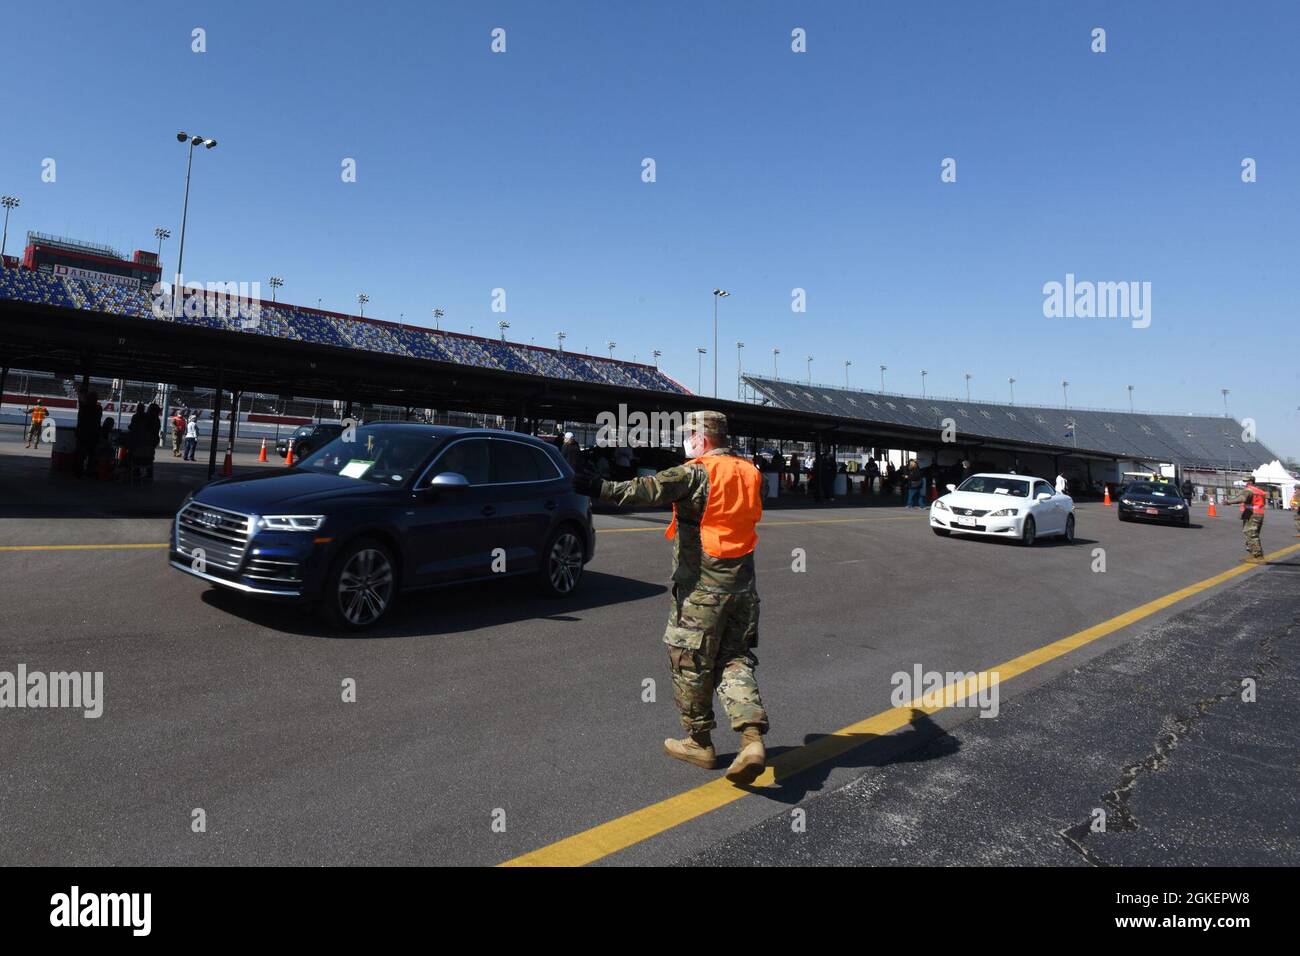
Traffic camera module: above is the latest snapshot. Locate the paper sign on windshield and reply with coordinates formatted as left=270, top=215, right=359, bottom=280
left=340, top=460, right=375, bottom=479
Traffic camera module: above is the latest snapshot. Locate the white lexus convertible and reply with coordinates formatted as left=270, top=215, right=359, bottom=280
left=929, top=473, right=1075, bottom=546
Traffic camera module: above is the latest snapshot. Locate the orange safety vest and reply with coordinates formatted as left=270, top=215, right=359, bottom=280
left=30, top=406, right=47, bottom=424
left=1240, top=484, right=1266, bottom=514
left=665, top=454, right=763, bottom=558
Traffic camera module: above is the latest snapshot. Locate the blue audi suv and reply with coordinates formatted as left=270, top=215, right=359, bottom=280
left=170, top=424, right=595, bottom=629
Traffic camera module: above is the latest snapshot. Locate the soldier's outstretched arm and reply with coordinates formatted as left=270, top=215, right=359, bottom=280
left=581, top=464, right=700, bottom=507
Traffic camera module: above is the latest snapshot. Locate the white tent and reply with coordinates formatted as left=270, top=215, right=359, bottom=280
left=1252, top=460, right=1298, bottom=509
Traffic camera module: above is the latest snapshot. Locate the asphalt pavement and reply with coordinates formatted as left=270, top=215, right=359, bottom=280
left=1, top=443, right=1296, bottom=866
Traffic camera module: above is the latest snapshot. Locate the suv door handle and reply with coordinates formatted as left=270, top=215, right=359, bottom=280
left=481, top=505, right=497, bottom=517
left=544, top=500, right=557, bottom=510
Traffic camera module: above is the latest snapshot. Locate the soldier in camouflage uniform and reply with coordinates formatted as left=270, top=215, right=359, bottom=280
left=573, top=410, right=769, bottom=784
left=1223, top=480, right=1268, bottom=563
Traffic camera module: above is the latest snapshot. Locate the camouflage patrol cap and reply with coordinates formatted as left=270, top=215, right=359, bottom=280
left=684, top=410, right=728, bottom=438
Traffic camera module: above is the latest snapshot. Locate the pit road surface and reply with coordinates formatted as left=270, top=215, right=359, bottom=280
left=2, top=477, right=1295, bottom=865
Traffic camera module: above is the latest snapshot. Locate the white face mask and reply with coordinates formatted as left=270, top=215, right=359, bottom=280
left=683, top=433, right=706, bottom=459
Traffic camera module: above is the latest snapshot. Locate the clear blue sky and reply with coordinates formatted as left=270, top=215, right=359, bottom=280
left=2, top=1, right=1296, bottom=457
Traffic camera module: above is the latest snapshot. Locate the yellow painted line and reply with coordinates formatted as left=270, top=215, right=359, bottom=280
left=0, top=515, right=911, bottom=549
left=596, top=515, right=914, bottom=534
left=501, top=541, right=1300, bottom=867
left=0, top=543, right=168, bottom=552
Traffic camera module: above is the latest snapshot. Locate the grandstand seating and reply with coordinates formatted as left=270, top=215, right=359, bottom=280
left=0, top=269, right=1279, bottom=468
left=743, top=375, right=1276, bottom=470
left=0, top=268, right=691, bottom=394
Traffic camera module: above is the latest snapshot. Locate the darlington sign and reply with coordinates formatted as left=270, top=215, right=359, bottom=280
left=52, top=264, right=143, bottom=289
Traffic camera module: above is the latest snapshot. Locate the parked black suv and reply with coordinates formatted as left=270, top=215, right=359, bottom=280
left=171, top=424, right=595, bottom=629
left=275, top=423, right=344, bottom=460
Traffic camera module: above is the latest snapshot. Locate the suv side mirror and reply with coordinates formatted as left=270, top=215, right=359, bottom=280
left=946, top=483, right=956, bottom=493
left=428, top=471, right=470, bottom=490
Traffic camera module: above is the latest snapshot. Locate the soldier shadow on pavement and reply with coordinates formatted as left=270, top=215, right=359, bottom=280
left=199, top=570, right=666, bottom=639
left=725, top=709, right=962, bottom=805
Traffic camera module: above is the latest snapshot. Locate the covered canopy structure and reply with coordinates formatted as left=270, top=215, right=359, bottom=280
left=743, top=375, right=1278, bottom=472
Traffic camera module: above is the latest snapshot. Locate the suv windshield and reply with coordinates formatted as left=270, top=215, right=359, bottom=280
left=297, top=427, right=439, bottom=486
left=957, top=476, right=1030, bottom=497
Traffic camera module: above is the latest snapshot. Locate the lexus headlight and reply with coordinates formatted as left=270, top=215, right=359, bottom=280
left=258, top=515, right=326, bottom=531
left=933, top=499, right=949, bottom=511
left=1171, top=504, right=1184, bottom=510
left=1120, top=499, right=1135, bottom=506
left=988, top=507, right=1019, bottom=517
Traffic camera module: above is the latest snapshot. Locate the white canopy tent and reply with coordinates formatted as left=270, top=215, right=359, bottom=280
left=1252, top=460, right=1298, bottom=508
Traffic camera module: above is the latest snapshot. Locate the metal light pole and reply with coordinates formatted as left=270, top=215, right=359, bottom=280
left=172, top=132, right=217, bottom=317
left=712, top=289, right=730, bottom=398
left=965, top=372, right=972, bottom=402
left=697, top=347, right=707, bottom=394
left=1127, top=384, right=1134, bottom=412
left=921, top=369, right=928, bottom=398
left=556, top=331, right=566, bottom=352
left=499, top=320, right=510, bottom=343
left=606, top=340, right=616, bottom=359
left=652, top=349, right=661, bottom=368
left=736, top=341, right=745, bottom=399
left=1, top=196, right=21, bottom=265
left=268, top=276, right=283, bottom=303
left=806, top=355, right=813, bottom=385
left=844, top=360, right=852, bottom=388
left=432, top=308, right=444, bottom=330
left=773, top=347, right=780, bottom=378
left=1008, top=377, right=1016, bottom=405
left=357, top=292, right=369, bottom=317
left=880, top=365, right=887, bottom=391
left=1061, top=379, right=1069, bottom=409
left=153, top=226, right=170, bottom=269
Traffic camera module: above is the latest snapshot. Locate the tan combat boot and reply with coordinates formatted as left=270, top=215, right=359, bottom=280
left=664, top=731, right=716, bottom=769
left=725, top=725, right=766, bottom=785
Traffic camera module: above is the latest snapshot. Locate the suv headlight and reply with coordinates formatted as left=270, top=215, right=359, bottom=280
left=988, top=507, right=1019, bottom=517
left=933, top=499, right=949, bottom=511
left=257, top=515, right=326, bottom=531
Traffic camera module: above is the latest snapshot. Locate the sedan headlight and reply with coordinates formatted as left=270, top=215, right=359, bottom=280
left=1120, top=499, right=1135, bottom=506
left=933, top=499, right=949, bottom=511
left=988, top=507, right=1019, bottom=517
left=1170, top=504, right=1184, bottom=510
left=257, top=515, right=326, bottom=532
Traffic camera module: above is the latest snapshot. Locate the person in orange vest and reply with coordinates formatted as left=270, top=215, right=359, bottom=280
left=25, top=400, right=49, bottom=448
left=573, top=410, right=769, bottom=784
left=1223, top=480, right=1269, bottom=563
left=1291, top=485, right=1300, bottom=537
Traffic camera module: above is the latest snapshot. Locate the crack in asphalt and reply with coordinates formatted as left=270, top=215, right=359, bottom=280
left=1058, top=603, right=1295, bottom=867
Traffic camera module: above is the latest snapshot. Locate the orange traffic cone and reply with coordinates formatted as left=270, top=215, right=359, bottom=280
left=1207, top=498, right=1217, bottom=518
left=221, top=450, right=233, bottom=477
left=1103, top=486, right=1112, bottom=507
left=285, top=439, right=295, bottom=467
left=258, top=438, right=268, bottom=462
